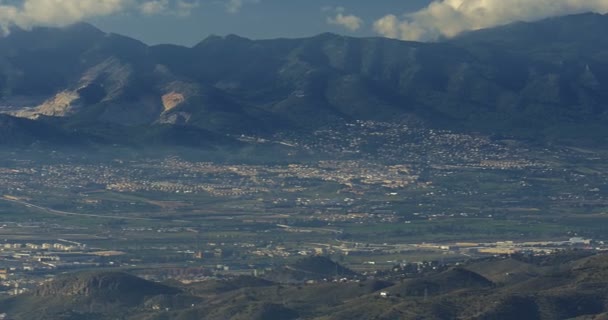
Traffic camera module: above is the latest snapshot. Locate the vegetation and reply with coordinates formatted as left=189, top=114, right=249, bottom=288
left=2, top=252, right=608, bottom=319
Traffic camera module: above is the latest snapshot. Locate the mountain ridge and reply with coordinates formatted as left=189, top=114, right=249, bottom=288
left=2, top=13, right=608, bottom=147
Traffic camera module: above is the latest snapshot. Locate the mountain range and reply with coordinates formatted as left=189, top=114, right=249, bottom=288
left=2, top=13, right=608, bottom=147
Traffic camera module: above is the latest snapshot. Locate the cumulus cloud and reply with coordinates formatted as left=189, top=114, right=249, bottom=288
left=140, top=0, right=169, bottom=15
left=374, top=0, right=608, bottom=41
left=327, top=13, right=364, bottom=31
left=0, top=0, right=200, bottom=33
left=176, top=0, right=199, bottom=16
left=0, top=0, right=126, bottom=30
left=325, top=6, right=363, bottom=32
left=140, top=0, right=199, bottom=16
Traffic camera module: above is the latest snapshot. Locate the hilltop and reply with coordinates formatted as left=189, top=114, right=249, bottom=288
left=264, top=255, right=358, bottom=283
left=3, top=252, right=608, bottom=319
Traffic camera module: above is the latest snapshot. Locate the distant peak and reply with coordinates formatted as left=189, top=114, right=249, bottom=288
left=224, top=34, right=251, bottom=42
left=313, top=32, right=343, bottom=39
left=4, top=21, right=104, bottom=38
left=62, top=22, right=104, bottom=35
left=451, top=11, right=608, bottom=44
left=194, top=33, right=252, bottom=49
left=202, top=34, right=222, bottom=41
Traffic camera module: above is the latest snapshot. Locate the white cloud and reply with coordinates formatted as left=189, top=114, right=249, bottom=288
left=373, top=14, right=399, bottom=39
left=374, top=0, right=608, bottom=41
left=140, top=0, right=199, bottom=16
left=0, top=0, right=126, bottom=30
left=140, top=0, right=169, bottom=15
left=176, top=0, right=200, bottom=16
left=225, top=0, right=258, bottom=14
left=327, top=13, right=364, bottom=31
left=324, top=7, right=363, bottom=32
left=0, top=0, right=201, bottom=33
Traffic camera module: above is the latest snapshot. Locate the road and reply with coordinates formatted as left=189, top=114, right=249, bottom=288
left=0, top=197, right=189, bottom=223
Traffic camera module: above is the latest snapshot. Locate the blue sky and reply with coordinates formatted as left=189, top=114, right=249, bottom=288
left=2, top=0, right=608, bottom=46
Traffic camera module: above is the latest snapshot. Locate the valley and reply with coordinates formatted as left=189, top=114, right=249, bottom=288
left=1, top=11, right=608, bottom=319
left=0, top=120, right=607, bottom=301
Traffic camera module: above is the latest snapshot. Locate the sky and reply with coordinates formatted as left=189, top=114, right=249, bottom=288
left=2, top=0, right=608, bottom=46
